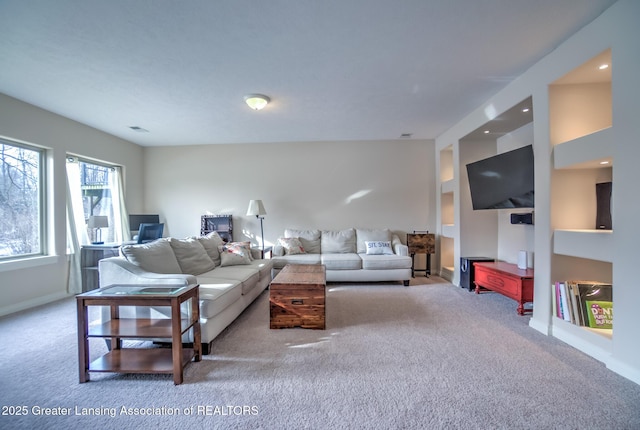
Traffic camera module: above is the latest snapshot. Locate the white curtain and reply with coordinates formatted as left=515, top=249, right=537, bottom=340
left=66, top=160, right=90, bottom=294
left=110, top=166, right=131, bottom=243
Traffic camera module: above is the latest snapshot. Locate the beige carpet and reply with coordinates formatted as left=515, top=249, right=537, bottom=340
left=1, top=278, right=639, bottom=430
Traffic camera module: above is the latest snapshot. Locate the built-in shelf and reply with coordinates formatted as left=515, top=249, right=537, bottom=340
left=554, top=229, right=612, bottom=262
left=441, top=224, right=455, bottom=238
left=554, top=127, right=613, bottom=169
left=441, top=179, right=454, bottom=194
left=551, top=316, right=612, bottom=363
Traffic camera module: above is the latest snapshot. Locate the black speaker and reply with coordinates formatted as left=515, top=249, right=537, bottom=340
left=460, top=257, right=494, bottom=291
left=596, top=182, right=612, bottom=230
left=510, top=212, right=534, bottom=225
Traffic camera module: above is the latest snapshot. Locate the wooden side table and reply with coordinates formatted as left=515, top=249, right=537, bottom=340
left=76, top=284, right=201, bottom=385
left=407, top=232, right=435, bottom=278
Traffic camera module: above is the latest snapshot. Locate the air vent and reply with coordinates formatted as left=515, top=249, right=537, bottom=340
left=129, top=126, right=149, bottom=132
left=400, top=133, right=413, bottom=138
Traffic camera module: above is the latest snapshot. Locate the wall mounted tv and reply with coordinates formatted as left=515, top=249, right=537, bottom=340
left=466, top=145, right=534, bottom=210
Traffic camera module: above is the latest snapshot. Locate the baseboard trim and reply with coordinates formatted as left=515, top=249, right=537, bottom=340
left=607, top=357, right=640, bottom=386
left=0, top=291, right=72, bottom=317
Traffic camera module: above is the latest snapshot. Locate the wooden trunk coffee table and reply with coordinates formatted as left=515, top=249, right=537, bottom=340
left=270, top=264, right=326, bottom=329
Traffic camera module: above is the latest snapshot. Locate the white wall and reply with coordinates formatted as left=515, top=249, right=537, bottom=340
left=496, top=123, right=535, bottom=266
left=435, top=0, right=640, bottom=385
left=143, top=139, right=435, bottom=253
left=0, top=94, right=144, bottom=316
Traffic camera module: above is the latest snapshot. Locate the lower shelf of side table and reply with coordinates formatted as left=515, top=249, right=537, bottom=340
left=89, top=348, right=195, bottom=374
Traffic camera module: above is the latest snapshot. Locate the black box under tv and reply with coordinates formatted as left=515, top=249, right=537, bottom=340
left=460, top=257, right=494, bottom=291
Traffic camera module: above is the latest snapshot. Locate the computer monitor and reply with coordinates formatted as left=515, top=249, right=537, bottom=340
left=129, top=214, right=160, bottom=232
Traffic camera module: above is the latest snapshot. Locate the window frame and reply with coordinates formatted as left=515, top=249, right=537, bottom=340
left=0, top=137, right=47, bottom=261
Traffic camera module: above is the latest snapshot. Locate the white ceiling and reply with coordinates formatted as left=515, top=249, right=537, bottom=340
left=0, top=0, right=617, bottom=147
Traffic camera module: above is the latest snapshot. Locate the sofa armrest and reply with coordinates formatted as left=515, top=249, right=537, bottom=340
left=99, top=257, right=196, bottom=287
left=391, top=234, right=409, bottom=256
left=272, top=244, right=285, bottom=257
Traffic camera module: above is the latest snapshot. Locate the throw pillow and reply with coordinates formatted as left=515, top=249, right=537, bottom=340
left=278, top=237, right=306, bottom=255
left=197, top=232, right=224, bottom=266
left=218, top=243, right=252, bottom=266
left=365, top=240, right=394, bottom=255
left=356, top=228, right=391, bottom=253
left=169, top=237, right=215, bottom=275
left=227, top=241, right=254, bottom=260
left=121, top=239, right=182, bottom=274
left=284, top=229, right=321, bottom=254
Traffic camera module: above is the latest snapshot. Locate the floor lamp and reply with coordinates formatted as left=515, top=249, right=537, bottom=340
left=246, top=200, right=266, bottom=255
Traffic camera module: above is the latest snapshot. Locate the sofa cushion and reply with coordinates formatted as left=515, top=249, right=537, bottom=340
left=364, top=240, right=394, bottom=255
left=278, top=237, right=306, bottom=255
left=356, top=228, right=392, bottom=253
left=321, top=229, right=356, bottom=253
left=359, top=254, right=412, bottom=270
left=197, top=232, right=224, bottom=266
left=285, top=229, right=321, bottom=254
left=169, top=237, right=216, bottom=275
left=196, top=278, right=243, bottom=319
left=120, top=239, right=182, bottom=274
left=219, top=243, right=252, bottom=266
left=321, top=253, right=362, bottom=270
left=271, top=254, right=322, bottom=269
left=207, top=266, right=260, bottom=295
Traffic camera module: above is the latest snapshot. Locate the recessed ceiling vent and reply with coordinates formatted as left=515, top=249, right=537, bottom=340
left=129, top=126, right=149, bottom=132
left=400, top=133, right=413, bottom=138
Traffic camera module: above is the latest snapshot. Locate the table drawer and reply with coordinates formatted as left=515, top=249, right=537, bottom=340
left=475, top=269, right=520, bottom=297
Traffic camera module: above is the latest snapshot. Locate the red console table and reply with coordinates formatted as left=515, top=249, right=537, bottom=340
left=473, top=262, right=533, bottom=315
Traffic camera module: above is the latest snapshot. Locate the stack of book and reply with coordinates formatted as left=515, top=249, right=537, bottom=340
left=553, top=281, right=613, bottom=329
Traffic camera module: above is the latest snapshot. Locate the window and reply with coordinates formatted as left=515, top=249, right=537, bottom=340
left=0, top=139, right=45, bottom=259
left=66, top=157, right=128, bottom=245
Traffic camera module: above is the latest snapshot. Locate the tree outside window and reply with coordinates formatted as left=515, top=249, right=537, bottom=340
left=0, top=140, right=44, bottom=259
left=78, top=160, right=115, bottom=243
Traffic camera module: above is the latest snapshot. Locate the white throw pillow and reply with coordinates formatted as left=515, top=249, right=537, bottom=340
left=121, top=239, right=182, bottom=274
left=169, top=237, right=215, bottom=275
left=365, top=240, right=394, bottom=255
left=197, top=232, right=224, bottom=266
left=218, top=243, right=252, bottom=266
left=285, top=229, right=321, bottom=254
left=356, top=228, right=391, bottom=253
left=278, top=237, right=306, bottom=255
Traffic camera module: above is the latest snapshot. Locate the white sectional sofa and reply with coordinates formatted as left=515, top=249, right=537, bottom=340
left=99, top=232, right=272, bottom=354
left=271, top=228, right=412, bottom=286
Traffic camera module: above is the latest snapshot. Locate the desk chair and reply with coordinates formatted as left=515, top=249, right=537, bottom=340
left=137, top=223, right=164, bottom=244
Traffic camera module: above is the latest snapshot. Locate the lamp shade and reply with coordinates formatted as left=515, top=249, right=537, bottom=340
left=244, top=94, right=270, bottom=110
left=87, top=215, right=109, bottom=228
left=246, top=200, right=266, bottom=217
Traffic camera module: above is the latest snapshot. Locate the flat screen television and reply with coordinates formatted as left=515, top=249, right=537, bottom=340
left=466, top=145, right=534, bottom=210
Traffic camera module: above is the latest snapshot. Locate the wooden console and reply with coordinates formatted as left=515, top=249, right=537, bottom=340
left=473, top=262, right=534, bottom=315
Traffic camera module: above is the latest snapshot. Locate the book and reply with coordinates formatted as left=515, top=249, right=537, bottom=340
left=585, top=300, right=613, bottom=329
left=552, top=280, right=612, bottom=328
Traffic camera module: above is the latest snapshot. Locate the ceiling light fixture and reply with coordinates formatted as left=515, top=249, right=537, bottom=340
left=600, top=160, right=610, bottom=165
left=483, top=130, right=490, bottom=134
left=244, top=94, right=270, bottom=110
left=599, top=64, right=609, bottom=70
left=522, top=107, right=530, bottom=113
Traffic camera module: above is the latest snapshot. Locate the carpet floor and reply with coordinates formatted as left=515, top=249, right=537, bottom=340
left=1, top=277, right=639, bottom=430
